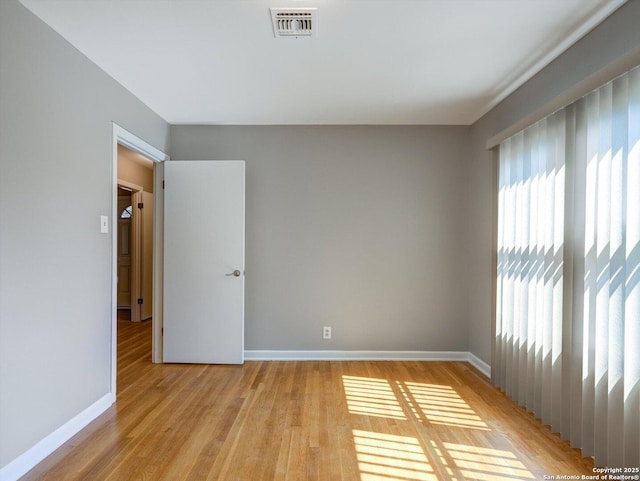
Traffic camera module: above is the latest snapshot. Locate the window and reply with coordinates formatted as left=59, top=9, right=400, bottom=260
left=120, top=205, right=133, bottom=219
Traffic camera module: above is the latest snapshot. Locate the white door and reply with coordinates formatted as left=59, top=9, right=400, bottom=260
left=163, top=160, right=245, bottom=364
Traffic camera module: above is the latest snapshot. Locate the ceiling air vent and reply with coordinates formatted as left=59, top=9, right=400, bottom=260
left=270, top=8, right=317, bottom=38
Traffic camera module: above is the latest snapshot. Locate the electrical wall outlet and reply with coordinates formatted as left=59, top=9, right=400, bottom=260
left=323, top=326, right=332, bottom=340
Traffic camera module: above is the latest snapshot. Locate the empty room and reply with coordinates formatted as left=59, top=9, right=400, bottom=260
left=0, top=0, right=639, bottom=480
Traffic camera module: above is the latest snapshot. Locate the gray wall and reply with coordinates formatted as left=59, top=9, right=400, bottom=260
left=171, top=126, right=470, bottom=351
left=0, top=0, right=169, bottom=469
left=466, top=0, right=640, bottom=363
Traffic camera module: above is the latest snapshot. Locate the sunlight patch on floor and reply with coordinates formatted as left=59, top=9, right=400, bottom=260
left=343, top=376, right=406, bottom=420
left=353, top=430, right=437, bottom=481
left=400, top=382, right=489, bottom=430
left=344, top=376, right=540, bottom=481
left=442, top=442, right=535, bottom=480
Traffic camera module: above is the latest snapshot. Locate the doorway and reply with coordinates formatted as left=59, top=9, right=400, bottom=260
left=111, top=124, right=169, bottom=396
left=116, top=148, right=153, bottom=332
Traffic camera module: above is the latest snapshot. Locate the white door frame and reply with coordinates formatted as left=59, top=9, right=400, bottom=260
left=111, top=123, right=169, bottom=395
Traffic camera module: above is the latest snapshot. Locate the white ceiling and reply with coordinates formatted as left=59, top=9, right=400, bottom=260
left=20, top=0, right=626, bottom=125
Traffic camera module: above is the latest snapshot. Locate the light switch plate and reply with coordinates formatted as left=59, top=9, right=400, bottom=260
left=100, top=215, right=109, bottom=233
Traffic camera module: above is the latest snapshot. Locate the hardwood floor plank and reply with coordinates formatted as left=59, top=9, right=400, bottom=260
left=19, top=321, right=595, bottom=481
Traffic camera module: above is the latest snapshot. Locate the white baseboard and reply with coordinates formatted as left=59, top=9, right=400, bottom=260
left=244, top=350, right=470, bottom=361
left=245, top=349, right=491, bottom=378
left=467, top=352, right=491, bottom=378
left=0, top=392, right=115, bottom=481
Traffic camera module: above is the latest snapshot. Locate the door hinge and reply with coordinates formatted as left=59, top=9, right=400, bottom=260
left=137, top=298, right=143, bottom=305
left=162, top=327, right=163, bottom=335
left=138, top=202, right=144, bottom=209
left=162, top=180, right=165, bottom=189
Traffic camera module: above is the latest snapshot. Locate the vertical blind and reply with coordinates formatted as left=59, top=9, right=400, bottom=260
left=495, top=66, right=639, bottom=468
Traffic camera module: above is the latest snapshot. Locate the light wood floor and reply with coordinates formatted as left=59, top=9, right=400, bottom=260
left=20, top=320, right=594, bottom=480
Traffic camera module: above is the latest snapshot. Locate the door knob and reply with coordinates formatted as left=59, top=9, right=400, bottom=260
left=225, top=270, right=241, bottom=277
